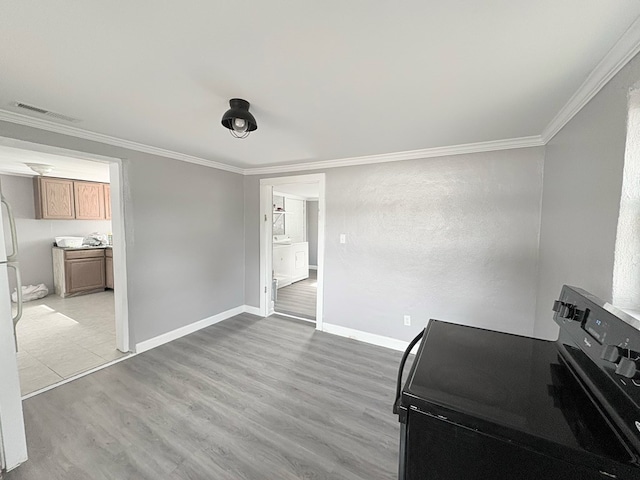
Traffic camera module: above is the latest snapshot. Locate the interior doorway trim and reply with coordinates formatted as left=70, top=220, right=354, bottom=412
left=259, top=173, right=326, bottom=330
left=0, top=136, right=131, bottom=352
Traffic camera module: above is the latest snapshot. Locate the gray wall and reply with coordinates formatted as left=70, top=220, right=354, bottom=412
left=534, top=53, right=640, bottom=339
left=0, top=121, right=246, bottom=347
left=306, top=200, right=318, bottom=266
left=0, top=174, right=111, bottom=292
left=245, top=147, right=545, bottom=341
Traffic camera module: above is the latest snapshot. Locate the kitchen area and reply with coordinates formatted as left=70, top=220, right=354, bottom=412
left=0, top=150, right=125, bottom=396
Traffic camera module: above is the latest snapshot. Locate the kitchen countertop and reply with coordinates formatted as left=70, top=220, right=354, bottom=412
left=53, top=245, right=112, bottom=250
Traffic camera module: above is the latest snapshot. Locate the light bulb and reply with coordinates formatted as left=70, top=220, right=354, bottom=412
left=233, top=118, right=248, bottom=133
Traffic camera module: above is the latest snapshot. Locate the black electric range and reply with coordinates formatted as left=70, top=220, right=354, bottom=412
left=394, top=286, right=640, bottom=480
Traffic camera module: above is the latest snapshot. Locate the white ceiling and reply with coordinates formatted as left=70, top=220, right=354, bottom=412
left=0, top=145, right=110, bottom=182
left=1, top=1, right=640, bottom=170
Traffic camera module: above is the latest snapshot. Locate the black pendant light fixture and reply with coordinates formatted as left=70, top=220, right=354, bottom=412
left=221, top=98, right=257, bottom=139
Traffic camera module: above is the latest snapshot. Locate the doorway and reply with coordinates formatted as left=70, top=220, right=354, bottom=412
left=260, top=174, right=325, bottom=329
left=0, top=138, right=130, bottom=396
left=272, top=186, right=319, bottom=321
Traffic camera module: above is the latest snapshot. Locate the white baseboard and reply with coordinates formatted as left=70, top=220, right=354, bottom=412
left=322, top=323, right=410, bottom=352
left=309, top=265, right=318, bottom=270
left=135, top=305, right=245, bottom=353
left=243, top=305, right=263, bottom=316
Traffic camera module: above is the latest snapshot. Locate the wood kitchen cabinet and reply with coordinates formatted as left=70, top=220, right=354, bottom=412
left=105, top=248, right=114, bottom=289
left=104, top=184, right=111, bottom=220
left=34, top=176, right=111, bottom=220
left=33, top=177, right=75, bottom=219
left=53, top=248, right=106, bottom=297
left=74, top=181, right=105, bottom=220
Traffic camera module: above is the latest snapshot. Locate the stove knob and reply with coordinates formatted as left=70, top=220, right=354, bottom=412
left=615, top=358, right=638, bottom=379
left=601, top=345, right=622, bottom=363
left=553, top=301, right=570, bottom=317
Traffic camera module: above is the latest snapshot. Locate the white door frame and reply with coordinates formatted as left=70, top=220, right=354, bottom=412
left=259, top=174, right=326, bottom=330
left=0, top=136, right=130, bottom=352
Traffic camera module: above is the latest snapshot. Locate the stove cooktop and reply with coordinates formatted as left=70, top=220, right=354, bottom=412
left=401, top=320, right=632, bottom=464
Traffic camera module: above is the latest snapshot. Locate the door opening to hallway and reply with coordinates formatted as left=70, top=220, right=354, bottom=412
left=272, top=185, right=319, bottom=321
left=260, top=174, right=325, bottom=329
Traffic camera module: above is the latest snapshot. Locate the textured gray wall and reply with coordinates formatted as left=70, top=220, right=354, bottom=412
left=245, top=147, right=544, bottom=341
left=306, top=200, right=318, bottom=266
left=534, top=53, right=640, bottom=339
left=0, top=121, right=245, bottom=347
left=0, top=174, right=112, bottom=291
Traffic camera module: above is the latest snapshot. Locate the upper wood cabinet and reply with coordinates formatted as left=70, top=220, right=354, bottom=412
left=74, top=181, right=105, bottom=220
left=34, top=177, right=75, bottom=219
left=34, top=176, right=111, bottom=220
left=104, top=184, right=111, bottom=220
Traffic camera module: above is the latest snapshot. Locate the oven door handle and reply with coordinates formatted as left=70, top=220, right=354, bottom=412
left=393, top=329, right=424, bottom=414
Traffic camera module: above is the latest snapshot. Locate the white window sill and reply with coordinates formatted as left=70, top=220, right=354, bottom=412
left=618, top=307, right=640, bottom=322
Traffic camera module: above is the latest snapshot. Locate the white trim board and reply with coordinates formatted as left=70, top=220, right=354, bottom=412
left=246, top=136, right=544, bottom=175
left=135, top=305, right=245, bottom=353
left=0, top=109, right=243, bottom=175
left=322, top=323, right=411, bottom=352
left=541, top=16, right=640, bottom=143
left=1, top=17, right=639, bottom=175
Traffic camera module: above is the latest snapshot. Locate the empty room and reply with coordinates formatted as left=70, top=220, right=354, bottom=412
left=1, top=2, right=640, bottom=479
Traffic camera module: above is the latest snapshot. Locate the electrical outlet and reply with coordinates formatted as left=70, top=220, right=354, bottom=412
left=404, top=315, right=411, bottom=326
left=340, top=234, right=346, bottom=244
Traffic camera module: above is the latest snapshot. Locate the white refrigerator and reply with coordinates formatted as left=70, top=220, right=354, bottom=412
left=0, top=182, right=27, bottom=472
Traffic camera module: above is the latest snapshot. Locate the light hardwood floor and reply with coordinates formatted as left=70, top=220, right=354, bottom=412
left=7, top=313, right=403, bottom=480
left=275, top=270, right=317, bottom=319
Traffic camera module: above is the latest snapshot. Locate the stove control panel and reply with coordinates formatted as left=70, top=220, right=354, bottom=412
left=599, top=345, right=640, bottom=379
left=553, top=285, right=640, bottom=454
left=554, top=286, right=640, bottom=398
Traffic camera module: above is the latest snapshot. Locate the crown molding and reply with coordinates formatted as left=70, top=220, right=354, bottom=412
left=541, top=16, right=640, bottom=143
left=243, top=136, right=544, bottom=175
left=0, top=109, right=244, bottom=175
left=2, top=12, right=640, bottom=178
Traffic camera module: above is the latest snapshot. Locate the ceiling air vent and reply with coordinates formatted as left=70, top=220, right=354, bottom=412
left=11, top=102, right=81, bottom=123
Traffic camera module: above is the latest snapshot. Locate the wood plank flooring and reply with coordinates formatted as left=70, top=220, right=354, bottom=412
left=7, top=313, right=403, bottom=480
left=275, top=270, right=317, bottom=320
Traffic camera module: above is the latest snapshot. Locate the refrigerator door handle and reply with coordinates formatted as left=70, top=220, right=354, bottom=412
left=1, top=195, right=19, bottom=263
left=7, top=262, right=22, bottom=351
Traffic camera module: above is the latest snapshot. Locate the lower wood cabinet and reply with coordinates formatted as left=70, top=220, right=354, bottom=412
left=53, top=247, right=112, bottom=297
left=105, top=248, right=114, bottom=289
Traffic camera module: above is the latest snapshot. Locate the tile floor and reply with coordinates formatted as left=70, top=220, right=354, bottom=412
left=15, top=291, right=127, bottom=396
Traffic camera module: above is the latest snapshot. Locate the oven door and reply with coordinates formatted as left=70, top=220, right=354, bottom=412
left=401, top=408, right=606, bottom=480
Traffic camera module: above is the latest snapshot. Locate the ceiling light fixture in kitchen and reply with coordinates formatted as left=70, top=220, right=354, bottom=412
left=25, top=163, right=54, bottom=175
left=221, top=98, right=257, bottom=139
